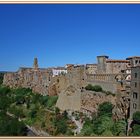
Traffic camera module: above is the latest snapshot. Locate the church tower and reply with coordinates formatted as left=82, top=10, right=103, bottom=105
left=33, top=57, right=38, bottom=69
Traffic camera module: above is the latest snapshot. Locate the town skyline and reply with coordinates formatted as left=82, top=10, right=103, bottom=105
left=0, top=4, right=140, bottom=71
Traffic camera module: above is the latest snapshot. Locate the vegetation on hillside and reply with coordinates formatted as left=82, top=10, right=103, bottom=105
left=0, top=86, right=27, bottom=136
left=85, top=84, right=103, bottom=92
left=85, top=84, right=115, bottom=96
left=79, top=101, right=127, bottom=136
left=0, top=85, right=76, bottom=136
left=129, top=111, right=140, bottom=136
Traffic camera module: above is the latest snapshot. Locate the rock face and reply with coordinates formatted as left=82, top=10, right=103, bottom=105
left=56, top=85, right=81, bottom=111
left=113, top=92, right=130, bottom=120
left=81, top=90, right=130, bottom=120
left=81, top=90, right=116, bottom=115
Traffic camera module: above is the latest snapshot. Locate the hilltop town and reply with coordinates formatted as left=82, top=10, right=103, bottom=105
left=3, top=55, right=140, bottom=119
left=1, top=55, right=140, bottom=136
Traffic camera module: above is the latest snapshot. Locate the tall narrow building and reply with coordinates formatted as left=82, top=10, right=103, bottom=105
left=33, top=57, right=38, bottom=69
left=128, top=57, right=140, bottom=118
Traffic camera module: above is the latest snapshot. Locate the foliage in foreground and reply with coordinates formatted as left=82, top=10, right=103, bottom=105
left=80, top=101, right=127, bottom=136
left=0, top=86, right=59, bottom=135
left=129, top=111, right=140, bottom=136
left=0, top=85, right=75, bottom=136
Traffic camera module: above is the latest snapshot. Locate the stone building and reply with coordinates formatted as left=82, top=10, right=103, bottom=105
left=3, top=58, right=52, bottom=95
left=128, top=56, right=140, bottom=118
left=85, top=55, right=131, bottom=93
left=3, top=55, right=132, bottom=94
left=52, top=67, right=67, bottom=77
left=97, top=55, right=130, bottom=74
left=86, top=64, right=97, bottom=74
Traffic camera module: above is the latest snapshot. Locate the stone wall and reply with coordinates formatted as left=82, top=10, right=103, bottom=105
left=56, top=85, right=81, bottom=111
left=106, top=61, right=130, bottom=74
left=86, top=64, right=97, bottom=74
left=130, top=66, right=140, bottom=118
left=3, top=68, right=52, bottom=95
left=86, top=73, right=129, bottom=93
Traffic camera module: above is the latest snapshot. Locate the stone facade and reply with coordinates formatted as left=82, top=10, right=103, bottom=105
left=129, top=57, right=140, bottom=118
left=97, top=55, right=130, bottom=74
left=86, top=64, right=97, bottom=74
left=3, top=67, right=52, bottom=95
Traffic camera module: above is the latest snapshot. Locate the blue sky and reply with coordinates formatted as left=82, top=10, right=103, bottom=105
left=0, top=4, right=140, bottom=71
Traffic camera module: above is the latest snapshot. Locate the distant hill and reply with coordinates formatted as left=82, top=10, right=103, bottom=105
left=0, top=71, right=7, bottom=73
left=0, top=71, right=15, bottom=73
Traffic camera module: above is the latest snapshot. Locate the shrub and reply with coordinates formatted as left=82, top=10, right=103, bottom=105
left=131, top=124, right=140, bottom=136
left=0, top=113, right=27, bottom=136
left=46, top=96, right=58, bottom=108
left=85, top=84, right=93, bottom=90
left=93, top=115, right=114, bottom=135
left=112, top=120, right=126, bottom=136
left=93, top=85, right=102, bottom=92
left=0, top=86, right=11, bottom=95
left=133, top=111, right=140, bottom=123
left=85, top=84, right=102, bottom=92
left=98, top=102, right=113, bottom=117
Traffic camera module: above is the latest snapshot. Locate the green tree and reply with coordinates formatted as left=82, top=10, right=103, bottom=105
left=131, top=124, right=140, bottom=136
left=133, top=111, right=140, bottom=123
left=80, top=118, right=94, bottom=136
left=0, top=86, right=11, bottom=96
left=80, top=124, right=94, bottom=136
left=112, top=120, right=126, bottom=136
left=46, top=96, right=58, bottom=108
left=85, top=84, right=102, bottom=92
left=93, top=115, right=114, bottom=135
left=0, top=113, right=26, bottom=136
left=98, top=102, right=113, bottom=117
left=0, top=95, right=11, bottom=112
left=85, top=84, right=93, bottom=90
left=92, top=85, right=102, bottom=92
left=55, top=119, right=67, bottom=134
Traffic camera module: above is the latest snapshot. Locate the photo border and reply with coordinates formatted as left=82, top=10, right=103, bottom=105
left=0, top=1, right=140, bottom=140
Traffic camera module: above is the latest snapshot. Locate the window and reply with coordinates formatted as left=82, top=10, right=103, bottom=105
left=135, top=73, right=137, bottom=78
left=135, top=82, right=137, bottom=87
left=127, top=92, right=129, bottom=95
left=133, top=103, right=137, bottom=109
left=133, top=92, right=138, bottom=99
left=135, top=60, right=138, bottom=64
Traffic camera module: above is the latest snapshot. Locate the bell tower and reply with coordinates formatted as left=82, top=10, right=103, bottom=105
left=33, top=57, right=38, bottom=69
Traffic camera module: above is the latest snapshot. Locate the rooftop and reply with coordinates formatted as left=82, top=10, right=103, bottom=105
left=126, top=56, right=140, bottom=60
left=97, top=55, right=109, bottom=59
left=86, top=64, right=97, bottom=66
left=106, top=59, right=130, bottom=63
